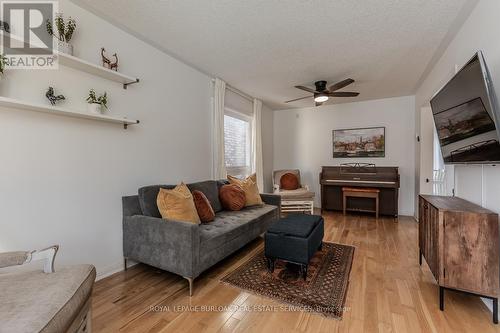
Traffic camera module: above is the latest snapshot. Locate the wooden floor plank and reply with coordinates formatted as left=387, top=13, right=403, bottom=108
left=92, top=212, right=500, bottom=332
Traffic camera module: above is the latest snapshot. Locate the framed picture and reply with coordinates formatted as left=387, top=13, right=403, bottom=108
left=333, top=127, right=385, bottom=158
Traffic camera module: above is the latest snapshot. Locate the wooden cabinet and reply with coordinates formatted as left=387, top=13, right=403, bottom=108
left=419, top=195, right=500, bottom=323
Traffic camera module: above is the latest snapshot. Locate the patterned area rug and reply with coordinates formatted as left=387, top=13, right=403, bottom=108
left=221, top=242, right=355, bottom=319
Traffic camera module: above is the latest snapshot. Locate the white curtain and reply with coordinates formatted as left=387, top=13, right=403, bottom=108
left=252, top=98, right=264, bottom=190
left=213, top=78, right=227, bottom=179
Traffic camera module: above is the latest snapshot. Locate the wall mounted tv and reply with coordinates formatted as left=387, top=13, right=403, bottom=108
left=430, top=51, right=500, bottom=164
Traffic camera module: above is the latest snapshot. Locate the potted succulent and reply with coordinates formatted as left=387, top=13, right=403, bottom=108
left=46, top=13, right=76, bottom=55
left=86, top=89, right=108, bottom=114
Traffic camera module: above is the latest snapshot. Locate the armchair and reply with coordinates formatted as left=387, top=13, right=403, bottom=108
left=0, top=245, right=96, bottom=333
left=273, top=169, right=315, bottom=214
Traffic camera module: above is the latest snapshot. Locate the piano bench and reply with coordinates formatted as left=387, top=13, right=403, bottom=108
left=342, top=187, right=379, bottom=218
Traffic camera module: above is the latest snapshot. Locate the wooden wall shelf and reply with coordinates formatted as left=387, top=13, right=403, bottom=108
left=0, top=96, right=139, bottom=129
left=57, top=53, right=139, bottom=89
left=1, top=32, right=140, bottom=89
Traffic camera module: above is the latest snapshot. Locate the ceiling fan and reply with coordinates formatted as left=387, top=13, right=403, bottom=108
left=285, top=79, right=359, bottom=106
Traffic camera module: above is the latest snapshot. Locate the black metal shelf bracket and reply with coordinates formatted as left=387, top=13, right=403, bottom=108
left=123, top=78, right=140, bottom=90
left=123, top=120, right=140, bottom=130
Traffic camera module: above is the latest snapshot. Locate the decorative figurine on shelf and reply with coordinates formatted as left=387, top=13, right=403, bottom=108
left=46, top=14, right=76, bottom=55
left=86, top=89, right=108, bottom=114
left=45, top=87, right=65, bottom=106
left=101, top=48, right=118, bottom=71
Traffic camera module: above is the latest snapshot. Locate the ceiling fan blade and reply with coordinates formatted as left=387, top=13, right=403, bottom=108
left=315, top=101, right=324, bottom=107
left=295, top=85, right=317, bottom=93
left=329, top=91, right=360, bottom=97
left=328, top=78, right=355, bottom=92
left=284, top=96, right=312, bottom=103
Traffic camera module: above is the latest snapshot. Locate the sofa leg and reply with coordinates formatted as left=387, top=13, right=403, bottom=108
left=184, top=277, right=194, bottom=297
left=124, top=257, right=128, bottom=271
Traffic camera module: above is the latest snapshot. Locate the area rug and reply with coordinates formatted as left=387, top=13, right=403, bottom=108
left=221, top=242, right=355, bottom=319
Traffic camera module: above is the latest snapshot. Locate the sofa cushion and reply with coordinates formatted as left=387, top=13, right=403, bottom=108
left=139, top=184, right=175, bottom=217
left=228, top=174, right=263, bottom=207
left=192, top=190, right=215, bottom=223
left=187, top=181, right=222, bottom=213
left=157, top=184, right=201, bottom=224
left=219, top=184, right=246, bottom=211
left=0, top=264, right=96, bottom=333
left=199, top=204, right=277, bottom=252
left=139, top=181, right=222, bottom=217
left=277, top=187, right=315, bottom=199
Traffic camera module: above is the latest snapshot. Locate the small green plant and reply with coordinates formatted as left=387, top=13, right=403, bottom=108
left=46, top=13, right=76, bottom=42
left=0, top=54, right=7, bottom=75
left=86, top=89, right=108, bottom=109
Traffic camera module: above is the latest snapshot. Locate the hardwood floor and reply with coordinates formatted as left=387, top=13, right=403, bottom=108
left=92, top=212, right=500, bottom=332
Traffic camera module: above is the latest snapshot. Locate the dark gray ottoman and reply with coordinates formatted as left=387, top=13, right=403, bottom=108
left=264, top=214, right=324, bottom=280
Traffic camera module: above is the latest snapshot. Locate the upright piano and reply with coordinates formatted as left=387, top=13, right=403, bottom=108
left=320, top=164, right=400, bottom=217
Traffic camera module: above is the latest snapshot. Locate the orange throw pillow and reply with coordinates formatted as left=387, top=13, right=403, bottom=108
left=219, top=184, right=246, bottom=211
left=156, top=183, right=200, bottom=224
left=228, top=173, right=263, bottom=207
left=192, top=190, right=215, bottom=223
left=280, top=172, right=299, bottom=190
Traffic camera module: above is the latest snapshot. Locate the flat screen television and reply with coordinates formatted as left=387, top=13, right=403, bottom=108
left=430, top=51, right=500, bottom=164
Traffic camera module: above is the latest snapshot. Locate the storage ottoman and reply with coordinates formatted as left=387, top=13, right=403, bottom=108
left=264, top=214, right=324, bottom=280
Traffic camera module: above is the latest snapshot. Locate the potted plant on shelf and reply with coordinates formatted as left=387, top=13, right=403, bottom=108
left=86, top=89, right=108, bottom=114
left=46, top=13, right=76, bottom=55
left=0, top=53, right=7, bottom=77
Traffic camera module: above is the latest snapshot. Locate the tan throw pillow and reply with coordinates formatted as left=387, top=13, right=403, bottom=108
left=156, top=183, right=200, bottom=224
left=192, top=190, right=215, bottom=222
left=227, top=173, right=263, bottom=207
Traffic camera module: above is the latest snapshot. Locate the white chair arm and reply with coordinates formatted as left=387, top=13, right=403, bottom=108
left=304, top=184, right=310, bottom=191
left=0, top=245, right=59, bottom=273
left=25, top=245, right=59, bottom=273
left=273, top=184, right=280, bottom=194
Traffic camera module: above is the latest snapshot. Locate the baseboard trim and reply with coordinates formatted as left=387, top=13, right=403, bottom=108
left=95, top=259, right=138, bottom=281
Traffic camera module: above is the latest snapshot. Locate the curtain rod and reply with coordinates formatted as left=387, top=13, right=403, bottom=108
left=212, top=78, right=254, bottom=102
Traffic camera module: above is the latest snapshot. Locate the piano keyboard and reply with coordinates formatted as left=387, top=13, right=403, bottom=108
left=324, top=179, right=396, bottom=185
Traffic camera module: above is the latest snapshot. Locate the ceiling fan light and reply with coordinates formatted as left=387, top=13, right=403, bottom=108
left=314, top=94, right=329, bottom=103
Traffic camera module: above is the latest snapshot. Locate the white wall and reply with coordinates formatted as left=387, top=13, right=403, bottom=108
left=0, top=0, right=215, bottom=279
left=273, top=96, right=416, bottom=216
left=414, top=0, right=500, bottom=312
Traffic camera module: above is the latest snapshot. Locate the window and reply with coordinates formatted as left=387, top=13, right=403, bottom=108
left=224, top=110, right=252, bottom=178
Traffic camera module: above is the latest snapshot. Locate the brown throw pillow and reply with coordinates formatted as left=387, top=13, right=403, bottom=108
left=219, top=184, right=246, bottom=211
left=192, top=190, right=215, bottom=223
left=228, top=173, right=263, bottom=207
left=280, top=172, right=299, bottom=190
left=156, top=183, right=200, bottom=224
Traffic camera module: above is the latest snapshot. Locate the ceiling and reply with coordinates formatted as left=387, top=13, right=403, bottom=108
left=74, top=0, right=476, bottom=110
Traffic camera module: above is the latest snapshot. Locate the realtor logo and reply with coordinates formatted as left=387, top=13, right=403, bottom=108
left=1, top=1, right=57, bottom=69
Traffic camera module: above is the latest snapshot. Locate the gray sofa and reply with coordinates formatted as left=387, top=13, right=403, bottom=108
left=122, top=180, right=280, bottom=296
